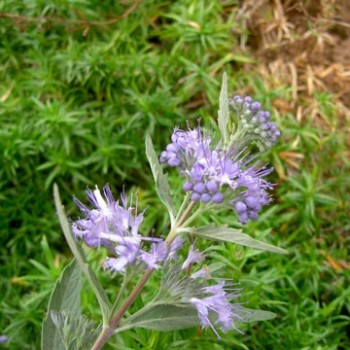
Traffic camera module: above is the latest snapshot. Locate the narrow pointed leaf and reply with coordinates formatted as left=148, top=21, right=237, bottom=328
left=239, top=308, right=276, bottom=322
left=53, top=184, right=111, bottom=324
left=190, top=226, right=288, bottom=254
left=122, top=302, right=200, bottom=331
left=218, top=72, right=229, bottom=144
left=42, top=259, right=81, bottom=350
left=145, top=135, right=175, bottom=224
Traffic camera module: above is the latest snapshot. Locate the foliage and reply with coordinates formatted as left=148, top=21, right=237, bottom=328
left=0, top=0, right=349, bottom=349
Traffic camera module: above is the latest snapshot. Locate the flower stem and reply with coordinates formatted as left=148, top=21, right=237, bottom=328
left=177, top=200, right=196, bottom=227
left=180, top=206, right=204, bottom=228
left=165, top=200, right=196, bottom=245
left=110, top=274, right=128, bottom=317
left=90, top=199, right=197, bottom=350
left=109, top=269, right=154, bottom=329
left=174, top=192, right=190, bottom=224
left=91, top=269, right=154, bottom=350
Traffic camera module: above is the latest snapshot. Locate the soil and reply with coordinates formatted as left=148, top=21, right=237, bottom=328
left=240, top=0, right=350, bottom=112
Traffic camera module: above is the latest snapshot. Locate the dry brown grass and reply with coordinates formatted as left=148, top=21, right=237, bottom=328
left=236, top=0, right=350, bottom=121
left=234, top=0, right=350, bottom=174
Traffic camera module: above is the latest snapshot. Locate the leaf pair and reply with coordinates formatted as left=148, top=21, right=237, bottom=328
left=42, top=260, right=100, bottom=350
left=43, top=185, right=109, bottom=349
left=53, top=185, right=111, bottom=323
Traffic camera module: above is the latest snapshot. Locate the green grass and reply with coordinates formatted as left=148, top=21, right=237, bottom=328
left=1, top=1, right=349, bottom=349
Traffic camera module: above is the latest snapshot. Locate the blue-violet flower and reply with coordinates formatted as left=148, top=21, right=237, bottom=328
left=72, top=185, right=167, bottom=273
left=160, top=105, right=280, bottom=224
left=190, top=281, right=242, bottom=338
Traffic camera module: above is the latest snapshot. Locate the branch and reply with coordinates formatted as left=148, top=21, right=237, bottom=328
left=0, top=0, right=141, bottom=30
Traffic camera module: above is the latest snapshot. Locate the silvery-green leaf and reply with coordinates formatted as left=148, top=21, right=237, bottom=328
left=42, top=259, right=81, bottom=350
left=145, top=135, right=175, bottom=224
left=218, top=72, right=229, bottom=144
left=239, top=308, right=276, bottom=322
left=53, top=184, right=111, bottom=324
left=49, top=311, right=101, bottom=350
left=190, top=226, right=288, bottom=254
left=122, top=302, right=200, bottom=331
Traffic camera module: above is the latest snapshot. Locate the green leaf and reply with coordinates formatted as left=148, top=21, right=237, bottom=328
left=122, top=302, right=200, bottom=331
left=239, top=308, right=277, bottom=322
left=218, top=72, right=229, bottom=144
left=49, top=311, right=101, bottom=350
left=42, top=259, right=82, bottom=350
left=53, top=184, right=111, bottom=324
left=145, top=135, right=175, bottom=225
left=190, top=226, right=288, bottom=254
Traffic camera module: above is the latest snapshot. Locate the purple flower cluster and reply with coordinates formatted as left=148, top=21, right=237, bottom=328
left=160, top=120, right=277, bottom=223
left=190, top=281, right=242, bottom=338
left=160, top=127, right=229, bottom=205
left=229, top=95, right=281, bottom=150
left=233, top=165, right=273, bottom=223
left=183, top=247, right=242, bottom=336
left=72, top=185, right=169, bottom=273
left=163, top=245, right=243, bottom=337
